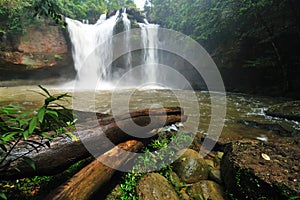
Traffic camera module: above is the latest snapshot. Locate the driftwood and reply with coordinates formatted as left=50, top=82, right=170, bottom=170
left=0, top=107, right=186, bottom=179
left=45, top=140, right=144, bottom=200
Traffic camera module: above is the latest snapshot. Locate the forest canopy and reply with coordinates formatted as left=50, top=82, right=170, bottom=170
left=144, top=0, right=300, bottom=92
left=0, top=0, right=136, bottom=35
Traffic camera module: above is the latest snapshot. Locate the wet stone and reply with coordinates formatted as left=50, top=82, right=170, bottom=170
left=173, top=149, right=209, bottom=183
left=136, top=173, right=179, bottom=200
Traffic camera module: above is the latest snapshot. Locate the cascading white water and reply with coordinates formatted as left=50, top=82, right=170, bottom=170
left=122, top=9, right=132, bottom=71
left=65, top=11, right=119, bottom=89
left=139, top=23, right=160, bottom=84
left=65, top=10, right=161, bottom=89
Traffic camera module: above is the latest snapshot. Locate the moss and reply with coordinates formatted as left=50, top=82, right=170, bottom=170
left=54, top=54, right=63, bottom=60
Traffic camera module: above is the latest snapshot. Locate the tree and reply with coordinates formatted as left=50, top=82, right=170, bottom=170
left=146, top=0, right=300, bottom=93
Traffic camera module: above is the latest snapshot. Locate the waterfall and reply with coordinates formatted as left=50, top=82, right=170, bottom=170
left=139, top=23, right=160, bottom=84
left=122, top=9, right=132, bottom=71
left=65, top=10, right=161, bottom=89
left=65, top=11, right=119, bottom=89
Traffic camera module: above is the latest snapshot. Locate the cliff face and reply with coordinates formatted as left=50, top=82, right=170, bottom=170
left=0, top=22, right=75, bottom=83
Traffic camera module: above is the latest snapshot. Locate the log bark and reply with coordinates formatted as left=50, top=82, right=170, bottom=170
left=45, top=140, right=144, bottom=200
left=0, top=107, right=186, bottom=179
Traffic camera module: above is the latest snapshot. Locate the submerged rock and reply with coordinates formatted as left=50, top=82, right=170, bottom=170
left=237, top=119, right=299, bottom=137
left=266, top=101, right=300, bottom=122
left=221, top=139, right=300, bottom=199
left=173, top=149, right=209, bottom=183
left=136, top=173, right=179, bottom=200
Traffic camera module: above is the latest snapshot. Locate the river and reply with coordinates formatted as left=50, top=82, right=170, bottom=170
left=1, top=86, right=299, bottom=145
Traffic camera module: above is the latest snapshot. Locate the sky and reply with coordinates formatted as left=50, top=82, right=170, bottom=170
left=134, top=0, right=146, bottom=10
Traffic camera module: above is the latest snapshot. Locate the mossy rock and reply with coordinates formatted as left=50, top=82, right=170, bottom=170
left=186, top=181, right=224, bottom=200
left=221, top=139, right=300, bottom=199
left=136, top=173, right=179, bottom=200
left=173, top=149, right=209, bottom=183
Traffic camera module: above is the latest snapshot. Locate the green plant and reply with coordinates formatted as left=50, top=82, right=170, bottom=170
left=0, top=85, right=76, bottom=200
left=116, top=127, right=194, bottom=200
left=119, top=173, right=141, bottom=200
left=0, top=158, right=90, bottom=200
left=54, top=54, right=63, bottom=60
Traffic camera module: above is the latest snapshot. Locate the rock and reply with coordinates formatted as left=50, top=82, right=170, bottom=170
left=265, top=101, right=300, bottom=122
left=167, top=170, right=183, bottom=187
left=200, top=180, right=224, bottom=200
left=105, top=184, right=122, bottom=200
left=187, top=182, right=204, bottom=200
left=136, top=173, right=179, bottom=200
left=18, top=25, right=68, bottom=54
left=205, top=159, right=215, bottom=169
left=180, top=190, right=190, bottom=200
left=187, top=181, right=224, bottom=200
left=173, top=149, right=209, bottom=183
left=221, top=139, right=300, bottom=199
left=209, top=169, right=222, bottom=184
left=0, top=22, right=74, bottom=83
left=237, top=119, right=299, bottom=137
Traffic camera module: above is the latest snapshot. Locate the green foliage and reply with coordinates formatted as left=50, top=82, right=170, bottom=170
left=0, top=85, right=76, bottom=199
left=33, top=0, right=66, bottom=25
left=146, top=0, right=300, bottom=88
left=0, top=159, right=90, bottom=200
left=0, top=0, right=137, bottom=39
left=0, top=85, right=75, bottom=170
left=116, top=127, right=194, bottom=200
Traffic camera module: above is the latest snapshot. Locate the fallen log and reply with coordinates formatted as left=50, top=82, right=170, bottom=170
left=0, top=107, right=186, bottom=179
left=45, top=140, right=144, bottom=200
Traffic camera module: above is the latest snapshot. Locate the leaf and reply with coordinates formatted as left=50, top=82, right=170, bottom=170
left=29, top=116, right=38, bottom=135
left=38, top=85, right=51, bottom=97
left=45, top=97, right=57, bottom=105
left=37, top=106, right=46, bottom=123
left=23, top=130, right=29, bottom=140
left=0, top=192, right=7, bottom=200
left=19, top=118, right=31, bottom=128
left=46, top=109, right=59, bottom=117
left=2, top=132, right=18, bottom=142
left=261, top=153, right=270, bottom=161
left=41, top=132, right=53, bottom=140
left=22, top=156, right=36, bottom=170
left=14, top=167, right=21, bottom=173
left=55, top=93, right=72, bottom=100
left=65, top=132, right=79, bottom=142
left=0, top=105, right=21, bottom=114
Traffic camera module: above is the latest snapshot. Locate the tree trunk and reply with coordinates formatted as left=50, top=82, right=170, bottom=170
left=0, top=107, right=186, bottom=179
left=45, top=140, right=144, bottom=200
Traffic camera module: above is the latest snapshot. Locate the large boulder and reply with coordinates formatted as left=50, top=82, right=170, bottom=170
left=173, top=149, right=209, bottom=183
left=221, top=139, right=300, bottom=199
left=136, top=173, right=179, bottom=200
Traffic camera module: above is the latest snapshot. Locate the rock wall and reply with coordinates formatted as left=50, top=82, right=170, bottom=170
left=0, top=22, right=75, bottom=84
